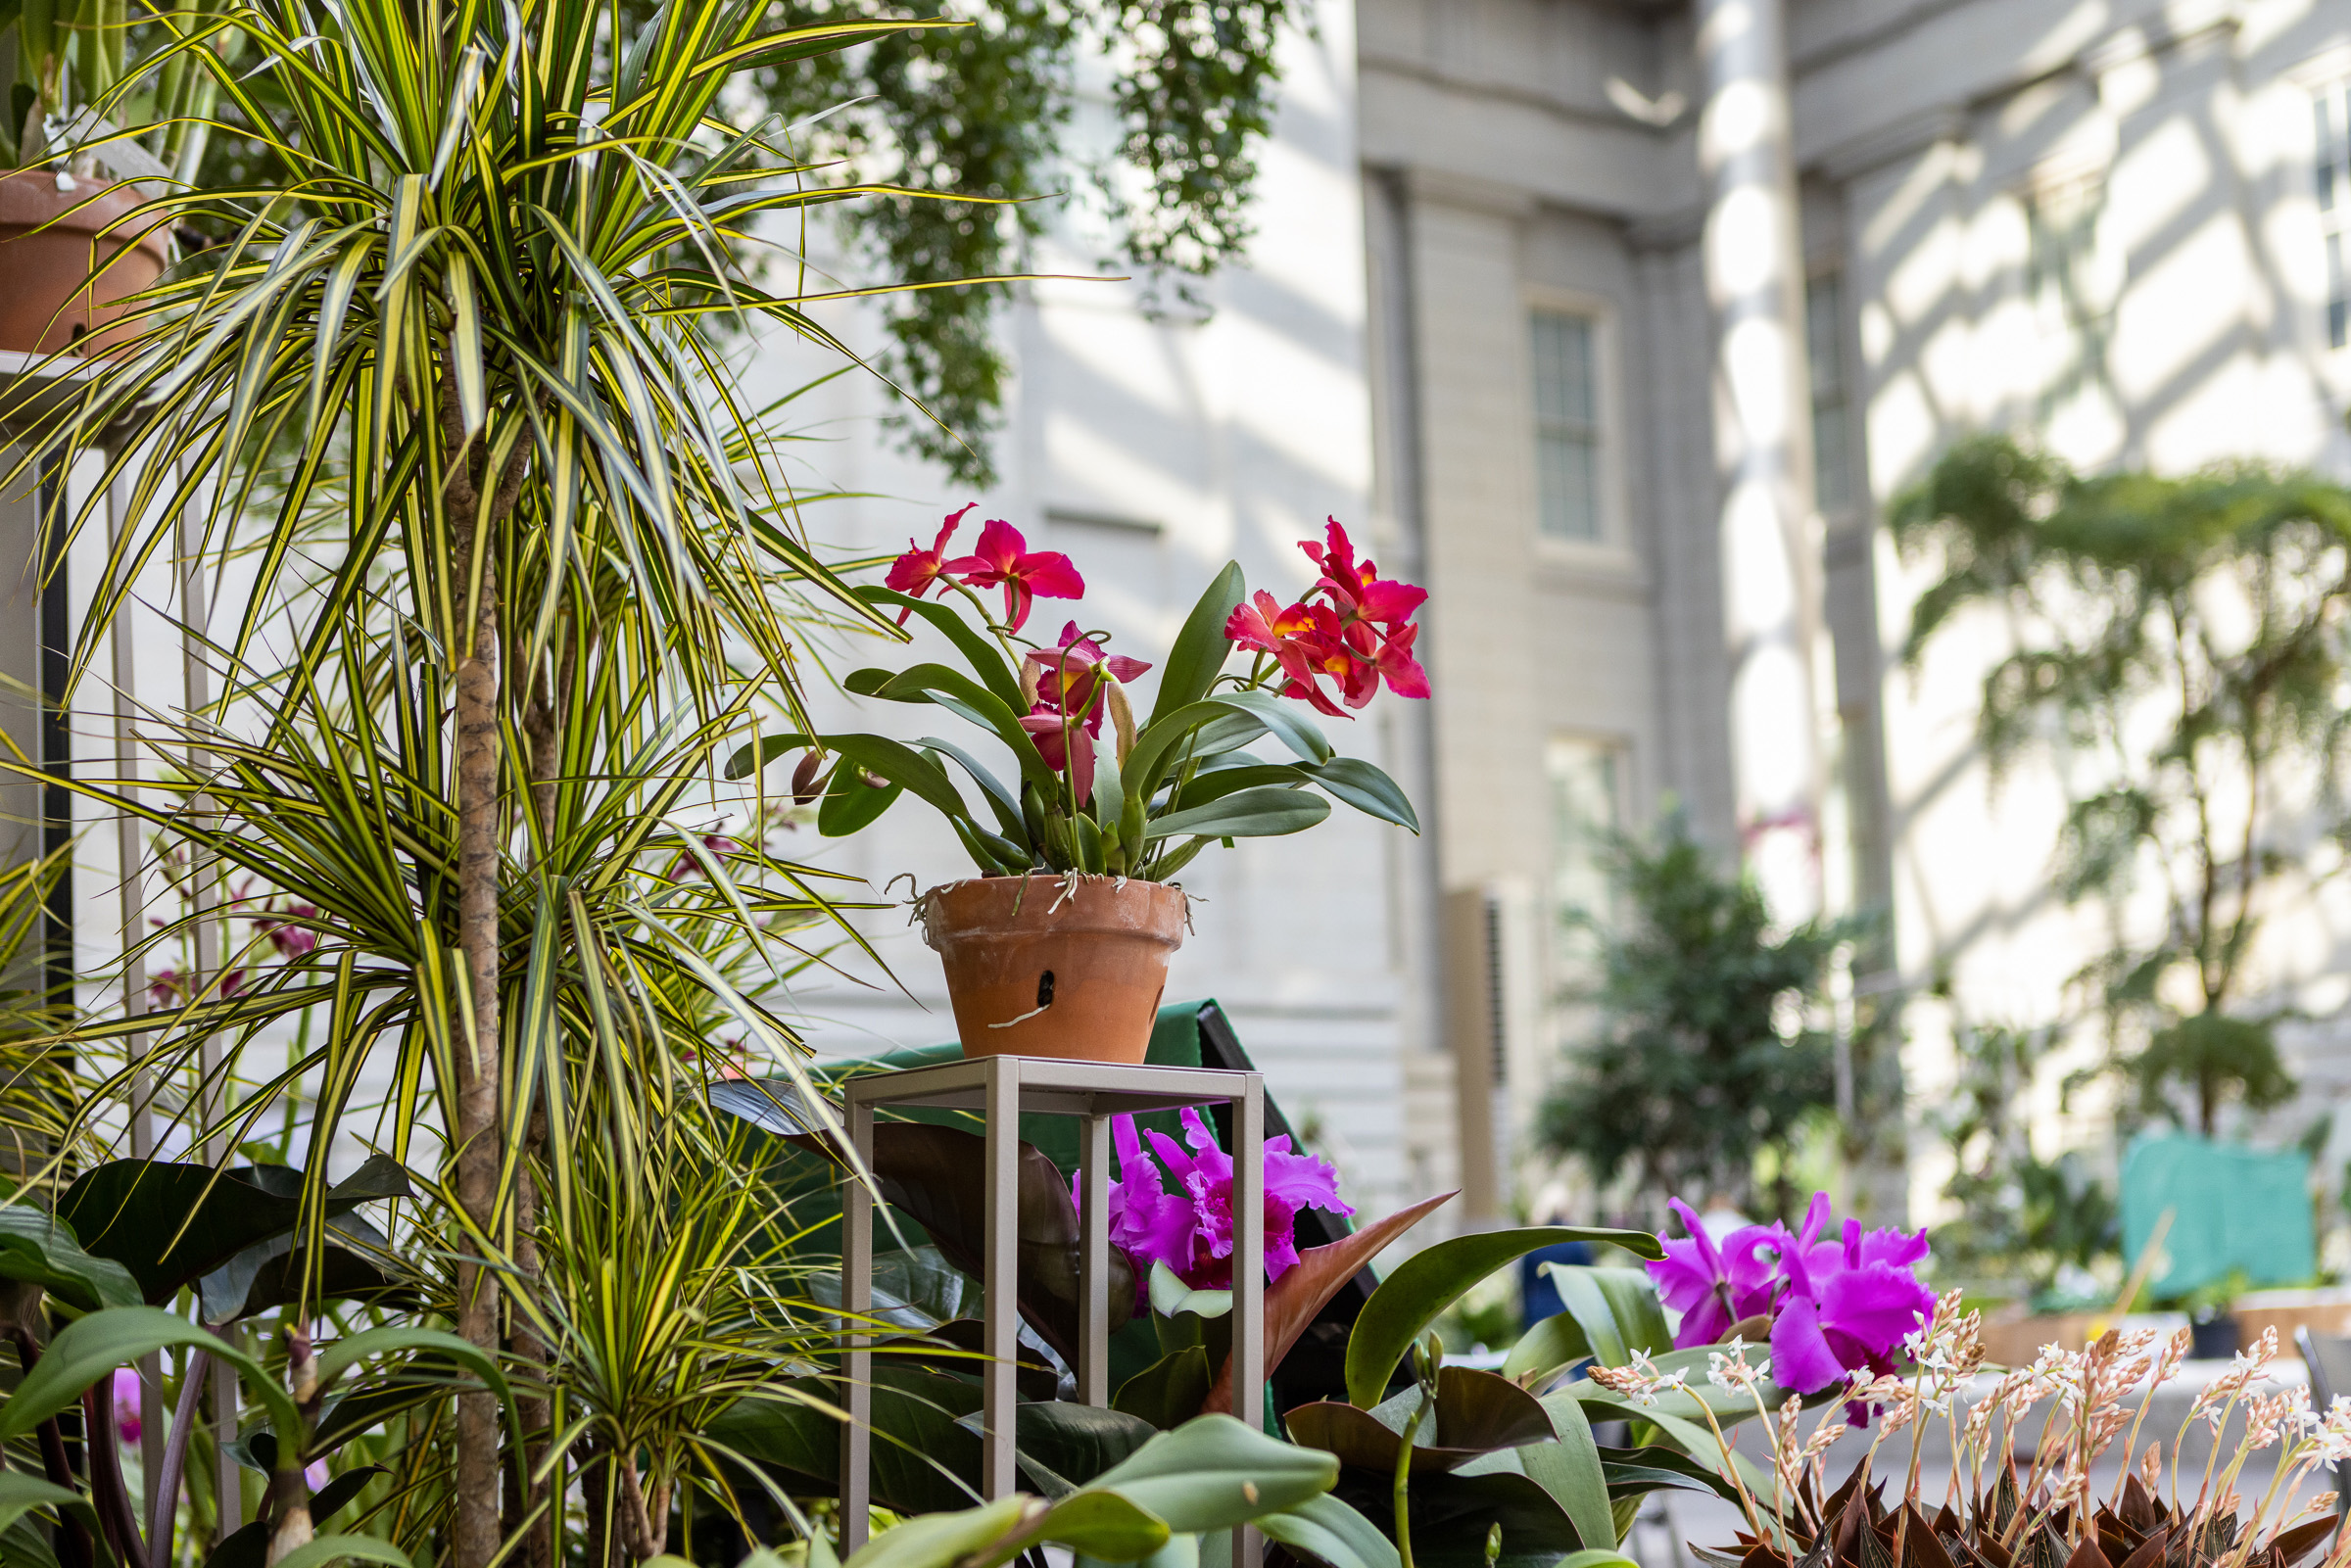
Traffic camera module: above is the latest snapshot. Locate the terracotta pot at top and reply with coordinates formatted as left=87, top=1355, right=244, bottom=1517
left=0, top=168, right=170, bottom=356
left=919, top=875, right=1189, bottom=1064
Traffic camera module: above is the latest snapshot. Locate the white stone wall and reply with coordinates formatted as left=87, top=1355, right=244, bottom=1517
left=1801, top=0, right=2351, bottom=1221
left=731, top=1, right=1421, bottom=1224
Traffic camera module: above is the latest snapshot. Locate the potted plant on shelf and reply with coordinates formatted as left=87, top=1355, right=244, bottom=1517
left=733, top=507, right=1429, bottom=1064
left=0, top=0, right=192, bottom=356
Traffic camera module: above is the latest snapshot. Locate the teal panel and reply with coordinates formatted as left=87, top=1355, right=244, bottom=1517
left=2121, top=1133, right=2314, bottom=1296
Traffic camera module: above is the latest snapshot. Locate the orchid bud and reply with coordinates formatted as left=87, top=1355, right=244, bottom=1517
left=1107, top=676, right=1136, bottom=766
left=860, top=769, right=888, bottom=789
left=790, top=748, right=825, bottom=804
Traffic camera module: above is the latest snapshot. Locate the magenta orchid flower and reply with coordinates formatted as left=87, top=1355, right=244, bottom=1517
left=884, top=502, right=978, bottom=624
left=944, top=518, right=1082, bottom=633
left=111, top=1368, right=141, bottom=1445
left=1083, top=1108, right=1354, bottom=1296
left=1648, top=1191, right=1935, bottom=1399
left=1224, top=520, right=1430, bottom=714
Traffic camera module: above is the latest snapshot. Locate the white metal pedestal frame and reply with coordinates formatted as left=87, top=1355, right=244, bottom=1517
left=838, top=1056, right=1267, bottom=1564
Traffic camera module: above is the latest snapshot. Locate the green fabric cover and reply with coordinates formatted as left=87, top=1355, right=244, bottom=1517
left=2121, top=1133, right=2313, bottom=1296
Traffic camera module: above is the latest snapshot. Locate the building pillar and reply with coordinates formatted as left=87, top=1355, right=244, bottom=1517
left=1697, top=0, right=1828, bottom=920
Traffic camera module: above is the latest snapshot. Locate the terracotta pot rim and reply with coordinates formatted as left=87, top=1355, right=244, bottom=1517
left=0, top=167, right=172, bottom=263
left=915, top=872, right=1192, bottom=937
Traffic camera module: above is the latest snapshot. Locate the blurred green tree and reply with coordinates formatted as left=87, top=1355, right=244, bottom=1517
left=1891, top=435, right=2351, bottom=1137
left=1535, top=818, right=1843, bottom=1218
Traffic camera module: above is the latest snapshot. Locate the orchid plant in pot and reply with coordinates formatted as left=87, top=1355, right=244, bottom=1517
left=731, top=507, right=1428, bottom=1063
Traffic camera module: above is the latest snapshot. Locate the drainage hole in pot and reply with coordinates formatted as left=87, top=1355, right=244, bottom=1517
left=1035, top=970, right=1055, bottom=1008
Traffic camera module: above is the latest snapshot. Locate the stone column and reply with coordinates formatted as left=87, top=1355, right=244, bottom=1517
left=1698, top=0, right=1827, bottom=920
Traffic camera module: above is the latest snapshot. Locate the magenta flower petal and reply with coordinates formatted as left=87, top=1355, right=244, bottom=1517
left=1816, top=1261, right=1937, bottom=1359
left=1769, top=1293, right=1849, bottom=1395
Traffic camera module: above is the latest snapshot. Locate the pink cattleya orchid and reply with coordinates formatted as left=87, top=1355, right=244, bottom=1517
left=1302, top=516, right=1426, bottom=628
left=1647, top=1190, right=1935, bottom=1399
left=1019, top=710, right=1096, bottom=806
left=1027, top=623, right=1151, bottom=738
left=1226, top=519, right=1428, bottom=714
left=1089, top=1108, right=1354, bottom=1292
left=111, top=1368, right=141, bottom=1445
left=665, top=833, right=743, bottom=882
left=944, top=519, right=1083, bottom=633
left=148, top=970, right=181, bottom=1010
left=884, top=502, right=978, bottom=624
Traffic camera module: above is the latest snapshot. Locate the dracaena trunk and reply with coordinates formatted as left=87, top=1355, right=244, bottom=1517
left=444, top=372, right=525, bottom=1568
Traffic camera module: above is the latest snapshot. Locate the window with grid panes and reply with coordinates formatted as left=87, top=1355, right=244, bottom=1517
left=1529, top=309, right=1602, bottom=541
left=2320, top=84, right=2351, bottom=349
left=1807, top=273, right=1853, bottom=513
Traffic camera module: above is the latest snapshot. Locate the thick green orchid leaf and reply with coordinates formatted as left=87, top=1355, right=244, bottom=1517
left=840, top=1497, right=1037, bottom=1568
left=0, top=1474, right=100, bottom=1549
left=919, top=736, right=1030, bottom=839
left=1290, top=1367, right=1556, bottom=1476
left=857, top=663, right=1059, bottom=793
left=0, top=1306, right=298, bottom=1451
left=1343, top=1226, right=1661, bottom=1407
left=1147, top=785, right=1329, bottom=842
left=1082, top=1413, right=1337, bottom=1534
left=0, top=1207, right=140, bottom=1311
left=1149, top=560, right=1246, bottom=728
left=1203, top=690, right=1333, bottom=764
left=707, top=1369, right=985, bottom=1515
left=1544, top=1265, right=1673, bottom=1369
left=1327, top=1467, right=1581, bottom=1568
left=1256, top=1493, right=1404, bottom=1568
left=1004, top=1402, right=1161, bottom=1494
left=1593, top=1444, right=1743, bottom=1504
left=1168, top=763, right=1307, bottom=814
left=1299, top=756, right=1420, bottom=832
left=1504, top=1309, right=1594, bottom=1388
left=818, top=768, right=905, bottom=835
left=262, top=1538, right=411, bottom=1568
left=1113, top=1345, right=1212, bottom=1431
left=57, top=1156, right=410, bottom=1307
left=855, top=586, right=1030, bottom=712
left=1522, top=1376, right=1613, bottom=1548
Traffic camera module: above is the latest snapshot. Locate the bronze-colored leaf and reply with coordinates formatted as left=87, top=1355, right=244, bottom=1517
left=1286, top=1366, right=1555, bottom=1474
left=2121, top=1477, right=2160, bottom=1534
left=2117, top=1524, right=2171, bottom=1568
left=2062, top=1531, right=2114, bottom=1568
left=2269, top=1516, right=2337, bottom=1568
left=1903, top=1506, right=1957, bottom=1568
left=1199, top=1188, right=1455, bottom=1416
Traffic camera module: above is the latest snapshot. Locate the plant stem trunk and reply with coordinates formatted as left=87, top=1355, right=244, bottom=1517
left=445, top=375, right=524, bottom=1568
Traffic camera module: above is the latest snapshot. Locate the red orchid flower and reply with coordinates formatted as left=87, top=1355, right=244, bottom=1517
left=1026, top=622, right=1152, bottom=736
left=1372, top=618, right=1430, bottom=698
left=1301, top=517, right=1426, bottom=627
left=1021, top=708, right=1097, bottom=807
left=945, top=519, right=1083, bottom=633
left=1225, top=591, right=1348, bottom=716
left=884, top=502, right=978, bottom=625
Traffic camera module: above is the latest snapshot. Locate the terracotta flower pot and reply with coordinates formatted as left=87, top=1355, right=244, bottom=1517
left=919, top=875, right=1189, bottom=1064
left=0, top=168, right=171, bottom=356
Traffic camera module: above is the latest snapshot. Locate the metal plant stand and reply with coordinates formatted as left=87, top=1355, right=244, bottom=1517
left=838, top=1055, right=1267, bottom=1560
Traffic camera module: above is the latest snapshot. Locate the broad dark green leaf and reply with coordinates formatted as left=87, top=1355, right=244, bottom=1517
left=58, top=1156, right=410, bottom=1306
left=1082, top=1413, right=1337, bottom=1533
left=1007, top=1402, right=1160, bottom=1493
left=1111, top=1346, right=1211, bottom=1432
left=0, top=1207, right=140, bottom=1311
left=1257, top=1493, right=1404, bottom=1568
left=1547, top=1266, right=1673, bottom=1370
left=1343, top=1227, right=1660, bottom=1407
left=1301, top=757, right=1419, bottom=832
left=1520, top=1377, right=1611, bottom=1547
left=1503, top=1309, right=1593, bottom=1388
left=1147, top=785, right=1330, bottom=841
left=0, top=1306, right=296, bottom=1449
left=818, top=771, right=904, bottom=836
left=1291, top=1368, right=1554, bottom=1475
left=856, top=587, right=1029, bottom=713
